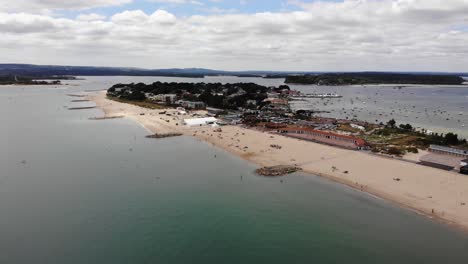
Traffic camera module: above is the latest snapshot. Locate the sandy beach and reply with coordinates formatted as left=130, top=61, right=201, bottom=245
left=89, top=91, right=468, bottom=231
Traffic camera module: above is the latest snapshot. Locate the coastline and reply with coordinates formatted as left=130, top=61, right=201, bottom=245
left=89, top=91, right=468, bottom=232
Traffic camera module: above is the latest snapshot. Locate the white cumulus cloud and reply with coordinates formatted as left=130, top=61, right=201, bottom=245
left=0, top=0, right=467, bottom=71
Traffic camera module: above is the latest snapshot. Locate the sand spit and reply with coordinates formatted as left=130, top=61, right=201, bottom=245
left=89, top=91, right=468, bottom=232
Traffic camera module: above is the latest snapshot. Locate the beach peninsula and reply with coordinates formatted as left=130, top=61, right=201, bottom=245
left=89, top=91, right=468, bottom=232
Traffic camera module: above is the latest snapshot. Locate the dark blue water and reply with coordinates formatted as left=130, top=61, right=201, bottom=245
left=2, top=83, right=468, bottom=263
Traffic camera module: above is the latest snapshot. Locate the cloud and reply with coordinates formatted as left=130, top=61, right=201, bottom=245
left=0, top=0, right=132, bottom=12
left=77, top=13, right=107, bottom=21
left=0, top=0, right=467, bottom=71
left=111, top=9, right=177, bottom=25
left=149, top=0, right=204, bottom=5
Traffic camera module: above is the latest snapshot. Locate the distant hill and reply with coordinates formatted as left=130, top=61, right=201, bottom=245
left=0, top=64, right=211, bottom=78
left=0, top=64, right=466, bottom=81
left=0, top=64, right=301, bottom=78
left=285, top=72, right=466, bottom=85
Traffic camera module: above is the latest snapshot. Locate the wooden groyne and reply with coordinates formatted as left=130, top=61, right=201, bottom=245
left=68, top=106, right=96, bottom=110
left=71, top=99, right=90, bottom=102
left=67, top=94, right=86, bottom=98
left=89, top=116, right=124, bottom=120
left=146, top=133, right=183, bottom=139
left=85, top=89, right=107, bottom=92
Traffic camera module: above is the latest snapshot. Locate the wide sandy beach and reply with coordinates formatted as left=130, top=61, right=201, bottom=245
left=89, top=91, right=468, bottom=231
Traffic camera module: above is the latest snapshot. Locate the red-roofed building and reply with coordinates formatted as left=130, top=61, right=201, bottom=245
left=277, top=127, right=369, bottom=150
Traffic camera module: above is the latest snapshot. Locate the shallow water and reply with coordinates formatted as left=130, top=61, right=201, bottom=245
left=2, top=82, right=468, bottom=263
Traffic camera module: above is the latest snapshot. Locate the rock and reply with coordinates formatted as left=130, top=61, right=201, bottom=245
left=255, top=165, right=302, bottom=177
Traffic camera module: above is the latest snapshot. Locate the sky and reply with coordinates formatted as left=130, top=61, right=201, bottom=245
left=0, top=0, right=468, bottom=71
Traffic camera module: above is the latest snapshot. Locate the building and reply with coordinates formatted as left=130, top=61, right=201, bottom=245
left=221, top=114, right=242, bottom=125
left=177, top=100, right=206, bottom=109
left=264, top=122, right=287, bottom=129
left=429, top=145, right=468, bottom=158
left=206, top=107, right=225, bottom=116
left=350, top=124, right=365, bottom=131
left=184, top=117, right=218, bottom=127
left=154, top=94, right=177, bottom=105
left=277, top=127, right=369, bottom=150
left=262, top=98, right=290, bottom=113
left=267, top=92, right=279, bottom=98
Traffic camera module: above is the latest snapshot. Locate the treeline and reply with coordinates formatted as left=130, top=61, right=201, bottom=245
left=379, top=119, right=467, bottom=147
left=0, top=75, right=62, bottom=85
left=285, top=73, right=465, bottom=85
left=107, top=82, right=283, bottom=110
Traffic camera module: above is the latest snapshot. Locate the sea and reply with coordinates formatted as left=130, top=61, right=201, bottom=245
left=2, top=76, right=468, bottom=263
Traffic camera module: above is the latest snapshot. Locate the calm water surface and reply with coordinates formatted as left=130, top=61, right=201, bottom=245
left=2, top=80, right=468, bottom=263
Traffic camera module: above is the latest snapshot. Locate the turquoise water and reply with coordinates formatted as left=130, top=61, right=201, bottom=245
left=2, top=82, right=468, bottom=263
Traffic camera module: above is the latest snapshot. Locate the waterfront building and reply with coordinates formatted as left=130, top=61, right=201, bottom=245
left=262, top=98, right=290, bottom=113
left=264, top=122, right=287, bottom=129
left=429, top=145, right=468, bottom=158
left=277, top=127, right=369, bottom=150
left=154, top=94, right=178, bottom=105
left=177, top=100, right=206, bottom=109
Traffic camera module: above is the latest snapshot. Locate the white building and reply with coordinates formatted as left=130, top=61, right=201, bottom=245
left=350, top=124, right=365, bottom=131
left=184, top=117, right=218, bottom=127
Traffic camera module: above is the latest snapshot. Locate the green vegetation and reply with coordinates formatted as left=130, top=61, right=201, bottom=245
left=107, top=82, right=277, bottom=110
left=365, top=118, right=467, bottom=156
left=285, top=73, right=465, bottom=85
left=107, top=96, right=166, bottom=109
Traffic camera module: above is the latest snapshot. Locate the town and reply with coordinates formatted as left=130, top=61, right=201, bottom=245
left=107, top=82, right=468, bottom=175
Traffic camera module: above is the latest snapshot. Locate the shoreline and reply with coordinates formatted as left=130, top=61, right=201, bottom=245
left=88, top=91, right=468, bottom=233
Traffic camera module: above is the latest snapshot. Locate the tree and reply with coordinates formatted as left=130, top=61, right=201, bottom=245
left=399, top=123, right=413, bottom=131
left=444, top=133, right=459, bottom=145
left=127, top=90, right=146, bottom=101
left=387, top=119, right=396, bottom=128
